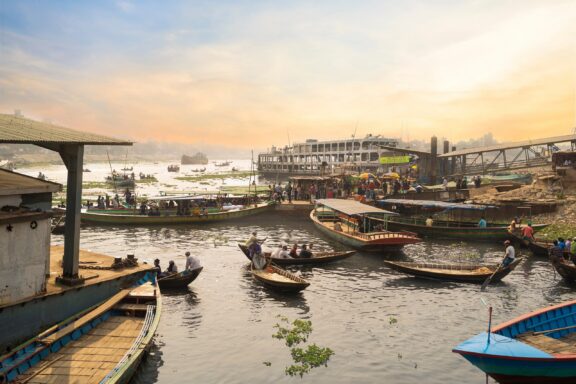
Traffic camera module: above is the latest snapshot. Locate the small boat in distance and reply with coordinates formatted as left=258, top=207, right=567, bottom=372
left=237, top=243, right=355, bottom=265
left=1, top=278, right=161, bottom=383
left=83, top=168, right=91, bottom=172
left=215, top=161, right=231, bottom=167
left=167, top=164, right=180, bottom=172
left=453, top=299, right=576, bottom=383
left=158, top=267, right=203, bottom=289
left=251, top=264, right=310, bottom=293
left=311, top=199, right=421, bottom=252
left=383, top=259, right=522, bottom=284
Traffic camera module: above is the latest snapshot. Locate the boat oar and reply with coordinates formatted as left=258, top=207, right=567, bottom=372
left=481, top=262, right=503, bottom=291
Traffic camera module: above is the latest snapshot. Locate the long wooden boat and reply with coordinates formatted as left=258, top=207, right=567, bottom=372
left=158, top=266, right=203, bottom=289
left=311, top=199, right=421, bottom=252
left=551, top=261, right=576, bottom=284
left=453, top=300, right=576, bottom=383
left=0, top=278, right=161, bottom=383
left=237, top=243, right=355, bottom=265
left=385, top=217, right=547, bottom=242
left=80, top=202, right=273, bottom=225
left=383, top=258, right=522, bottom=284
left=508, top=231, right=573, bottom=257
left=251, top=264, right=310, bottom=293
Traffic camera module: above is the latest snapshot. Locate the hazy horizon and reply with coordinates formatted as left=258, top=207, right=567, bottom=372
left=1, top=1, right=575, bottom=148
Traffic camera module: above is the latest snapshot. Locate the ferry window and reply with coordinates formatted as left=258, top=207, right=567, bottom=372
left=353, top=142, right=360, bottom=150
left=361, top=153, right=368, bottom=161
left=331, top=143, right=338, bottom=151
left=338, top=154, right=344, bottom=162
left=346, top=142, right=352, bottom=150
left=370, top=152, right=379, bottom=161
left=339, top=142, right=345, bottom=151
left=312, top=145, right=317, bottom=152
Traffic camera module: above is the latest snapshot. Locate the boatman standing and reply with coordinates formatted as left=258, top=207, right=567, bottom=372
left=185, top=251, right=201, bottom=270
left=502, top=240, right=516, bottom=267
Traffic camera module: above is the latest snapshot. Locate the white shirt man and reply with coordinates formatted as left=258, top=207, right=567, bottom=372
left=185, top=252, right=201, bottom=270
left=271, top=246, right=283, bottom=258
left=278, top=245, right=292, bottom=259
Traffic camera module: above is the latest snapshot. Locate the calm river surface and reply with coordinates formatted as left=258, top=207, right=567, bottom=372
left=51, top=210, right=576, bottom=383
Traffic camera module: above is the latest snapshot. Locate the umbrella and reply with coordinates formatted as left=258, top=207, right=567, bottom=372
left=383, top=172, right=400, bottom=179
left=359, top=172, right=377, bottom=180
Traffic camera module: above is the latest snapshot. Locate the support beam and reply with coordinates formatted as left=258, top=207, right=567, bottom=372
left=57, top=144, right=85, bottom=286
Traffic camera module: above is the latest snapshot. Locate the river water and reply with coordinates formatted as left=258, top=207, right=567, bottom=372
left=51, top=211, right=575, bottom=384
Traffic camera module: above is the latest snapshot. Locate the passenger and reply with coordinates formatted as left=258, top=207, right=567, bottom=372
left=278, top=245, right=292, bottom=259
left=165, top=260, right=178, bottom=275
left=550, top=240, right=565, bottom=263
left=501, top=240, right=516, bottom=267
left=153, top=259, right=162, bottom=278
left=271, top=245, right=283, bottom=258
left=425, top=216, right=434, bottom=227
left=478, top=216, right=487, bottom=228
left=558, top=237, right=566, bottom=250
left=299, top=244, right=313, bottom=258
left=139, top=202, right=147, bottom=215
left=245, top=231, right=265, bottom=259
left=571, top=237, right=576, bottom=256
left=508, top=217, right=520, bottom=233
left=289, top=244, right=299, bottom=258
left=185, top=251, right=201, bottom=270
left=521, top=223, right=535, bottom=242
left=334, top=222, right=343, bottom=231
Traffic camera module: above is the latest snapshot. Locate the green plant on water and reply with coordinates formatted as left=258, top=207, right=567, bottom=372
left=270, top=316, right=334, bottom=377
left=389, top=316, right=398, bottom=325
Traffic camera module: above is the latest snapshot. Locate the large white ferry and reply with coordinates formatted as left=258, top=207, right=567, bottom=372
left=257, top=134, right=399, bottom=176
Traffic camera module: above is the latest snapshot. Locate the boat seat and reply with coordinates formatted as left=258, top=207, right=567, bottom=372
left=114, top=303, right=150, bottom=313
left=516, top=332, right=576, bottom=354
left=38, top=289, right=131, bottom=345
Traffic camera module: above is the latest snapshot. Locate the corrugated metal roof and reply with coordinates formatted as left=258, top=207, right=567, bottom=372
left=438, top=134, right=576, bottom=158
left=0, top=113, right=132, bottom=145
left=0, top=169, right=62, bottom=195
left=377, top=199, right=495, bottom=211
left=315, top=199, right=397, bottom=216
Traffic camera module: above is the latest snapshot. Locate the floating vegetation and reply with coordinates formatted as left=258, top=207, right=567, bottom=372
left=137, top=177, right=158, bottom=184
left=389, top=316, right=398, bottom=325
left=175, top=171, right=255, bottom=182
left=538, top=224, right=576, bottom=241
left=82, top=182, right=109, bottom=189
left=270, top=316, right=334, bottom=377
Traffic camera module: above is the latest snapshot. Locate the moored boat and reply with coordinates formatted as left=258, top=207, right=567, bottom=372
left=377, top=199, right=548, bottom=242
left=453, top=300, right=576, bottom=383
left=311, top=199, right=421, bottom=252
left=0, top=278, right=161, bottom=383
left=251, top=264, right=310, bottom=292
left=383, top=259, right=522, bottom=284
left=237, top=243, right=355, bottom=265
left=551, top=260, right=576, bottom=284
left=158, top=267, right=203, bottom=289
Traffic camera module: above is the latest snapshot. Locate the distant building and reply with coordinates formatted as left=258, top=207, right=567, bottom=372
left=258, top=134, right=399, bottom=176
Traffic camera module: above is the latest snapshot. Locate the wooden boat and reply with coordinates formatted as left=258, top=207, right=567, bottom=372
left=551, top=260, right=576, bottom=284
left=158, top=267, right=203, bottom=289
left=251, top=264, right=309, bottom=292
left=0, top=278, right=161, bottom=383
left=311, top=199, right=421, bottom=252
left=81, top=200, right=273, bottom=225
left=378, top=199, right=548, bottom=242
left=383, top=258, right=522, bottom=284
left=167, top=164, right=180, bottom=172
left=453, top=299, right=576, bottom=383
left=237, top=243, right=355, bottom=265
left=507, top=231, right=573, bottom=257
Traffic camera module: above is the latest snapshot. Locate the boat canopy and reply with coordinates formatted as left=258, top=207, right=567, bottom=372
left=147, top=193, right=246, bottom=201
left=315, top=199, right=398, bottom=216
left=377, top=199, right=495, bottom=211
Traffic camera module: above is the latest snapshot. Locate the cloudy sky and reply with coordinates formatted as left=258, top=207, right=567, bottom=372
left=0, top=0, right=575, bottom=150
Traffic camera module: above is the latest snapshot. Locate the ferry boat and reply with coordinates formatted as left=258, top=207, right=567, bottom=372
left=257, top=134, right=399, bottom=176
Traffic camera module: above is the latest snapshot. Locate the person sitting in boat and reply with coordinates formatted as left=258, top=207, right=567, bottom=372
left=558, top=237, right=566, bottom=250
left=334, top=222, right=343, bottom=231
left=508, top=217, right=520, bottom=233
left=192, top=205, right=201, bottom=216
left=271, top=245, right=284, bottom=258
left=165, top=260, right=178, bottom=275
left=478, top=216, right=487, bottom=228
left=299, top=244, right=313, bottom=258
left=139, top=201, right=148, bottom=215
left=153, top=258, right=162, bottom=278
left=550, top=240, right=565, bottom=263
left=185, top=251, right=201, bottom=270
left=521, top=223, right=535, bottom=242
left=501, top=240, right=516, bottom=267
left=277, top=245, right=292, bottom=259
left=289, top=244, right=299, bottom=258
left=425, top=216, right=434, bottom=227
left=201, top=206, right=208, bottom=216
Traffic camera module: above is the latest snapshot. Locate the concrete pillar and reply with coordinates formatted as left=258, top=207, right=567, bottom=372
left=443, top=140, right=449, bottom=176
left=451, top=146, right=456, bottom=175
left=430, top=136, right=438, bottom=184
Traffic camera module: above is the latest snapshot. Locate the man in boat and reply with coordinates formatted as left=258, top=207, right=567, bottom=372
left=425, top=216, right=434, bottom=227
left=245, top=231, right=266, bottom=258
left=501, top=240, right=516, bottom=267
left=165, top=260, right=178, bottom=275
left=299, top=244, right=313, bottom=258
left=185, top=251, right=201, bottom=270
left=521, top=223, right=535, bottom=242
left=508, top=217, right=520, bottom=234
left=478, top=216, right=487, bottom=228
left=153, top=259, right=162, bottom=278
left=550, top=240, right=565, bottom=263
left=271, top=245, right=283, bottom=258
left=277, top=245, right=292, bottom=259
left=334, top=221, right=343, bottom=231
left=289, top=244, right=299, bottom=258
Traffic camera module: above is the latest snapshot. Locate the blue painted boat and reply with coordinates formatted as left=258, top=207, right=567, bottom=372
left=453, top=300, right=576, bottom=383
left=0, top=272, right=161, bottom=383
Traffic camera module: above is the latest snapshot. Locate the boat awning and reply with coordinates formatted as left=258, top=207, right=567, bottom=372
left=377, top=199, right=495, bottom=211
left=315, top=199, right=397, bottom=216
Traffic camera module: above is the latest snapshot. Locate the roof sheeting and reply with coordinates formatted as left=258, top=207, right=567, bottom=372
left=438, top=134, right=576, bottom=158
left=377, top=199, right=494, bottom=211
left=0, top=169, right=62, bottom=195
left=315, top=198, right=397, bottom=216
left=0, top=113, right=132, bottom=145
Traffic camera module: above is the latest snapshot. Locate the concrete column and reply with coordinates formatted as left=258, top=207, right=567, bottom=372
left=451, top=146, right=456, bottom=175
left=430, top=136, right=438, bottom=184
left=443, top=140, right=449, bottom=176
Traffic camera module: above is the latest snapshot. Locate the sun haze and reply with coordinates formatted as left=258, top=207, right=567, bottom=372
left=1, top=0, right=575, bottom=148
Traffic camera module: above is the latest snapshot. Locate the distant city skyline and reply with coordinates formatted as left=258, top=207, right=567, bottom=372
left=1, top=0, right=575, bottom=149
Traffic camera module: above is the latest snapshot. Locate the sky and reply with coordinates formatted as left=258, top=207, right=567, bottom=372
left=1, top=0, right=575, bottom=151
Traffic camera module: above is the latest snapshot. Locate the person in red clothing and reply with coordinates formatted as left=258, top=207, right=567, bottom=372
left=521, top=223, right=535, bottom=241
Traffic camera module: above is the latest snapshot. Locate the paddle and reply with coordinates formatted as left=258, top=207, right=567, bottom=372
left=480, top=262, right=503, bottom=291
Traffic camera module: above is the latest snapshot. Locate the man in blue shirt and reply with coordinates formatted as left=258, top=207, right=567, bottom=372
left=478, top=216, right=487, bottom=228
